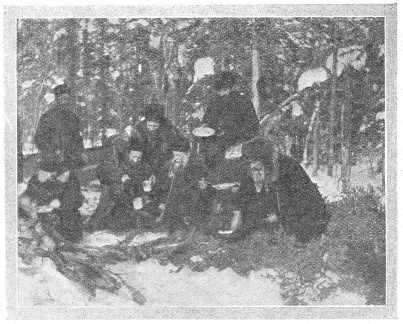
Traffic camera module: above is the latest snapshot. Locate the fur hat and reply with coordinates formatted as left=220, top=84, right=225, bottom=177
left=242, top=137, right=275, bottom=165
left=213, top=71, right=238, bottom=91
left=144, top=103, right=165, bottom=123
left=52, top=84, right=70, bottom=96
left=171, top=136, right=190, bottom=153
left=38, top=152, right=63, bottom=172
left=127, top=137, right=144, bottom=152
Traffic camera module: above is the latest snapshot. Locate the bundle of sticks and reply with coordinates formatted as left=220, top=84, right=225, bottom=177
left=20, top=204, right=185, bottom=305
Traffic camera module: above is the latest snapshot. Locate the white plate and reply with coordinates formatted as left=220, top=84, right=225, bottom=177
left=212, top=182, right=240, bottom=190
left=218, top=230, right=234, bottom=235
left=192, top=126, right=215, bottom=137
left=36, top=207, right=53, bottom=213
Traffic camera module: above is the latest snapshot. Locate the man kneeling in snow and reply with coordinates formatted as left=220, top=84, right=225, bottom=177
left=233, top=138, right=330, bottom=244
left=88, top=137, right=155, bottom=232
left=19, top=158, right=84, bottom=243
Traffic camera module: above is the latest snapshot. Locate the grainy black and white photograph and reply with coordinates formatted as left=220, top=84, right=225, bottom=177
left=3, top=2, right=399, bottom=320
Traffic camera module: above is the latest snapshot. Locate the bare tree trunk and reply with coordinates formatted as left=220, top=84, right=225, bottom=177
left=327, top=48, right=338, bottom=177
left=18, top=116, right=23, bottom=182
left=251, top=18, right=261, bottom=119
left=66, top=19, right=80, bottom=114
left=82, top=19, right=91, bottom=141
left=166, top=38, right=179, bottom=124
left=340, top=67, right=352, bottom=192
left=381, top=149, right=385, bottom=192
left=98, top=19, right=109, bottom=145
left=303, top=102, right=320, bottom=166
left=312, top=100, right=321, bottom=176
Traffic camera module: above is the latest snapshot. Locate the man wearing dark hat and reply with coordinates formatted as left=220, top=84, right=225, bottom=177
left=201, top=71, right=260, bottom=169
left=35, top=84, right=86, bottom=171
left=131, top=103, right=189, bottom=175
left=19, top=156, right=84, bottom=243
left=88, top=137, right=153, bottom=231
left=233, top=137, right=330, bottom=244
left=153, top=137, right=216, bottom=236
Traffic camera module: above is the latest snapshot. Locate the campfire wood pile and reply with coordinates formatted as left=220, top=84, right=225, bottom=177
left=18, top=207, right=190, bottom=305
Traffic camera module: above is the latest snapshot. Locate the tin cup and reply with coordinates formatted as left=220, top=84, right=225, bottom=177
left=143, top=180, right=152, bottom=192
left=133, top=197, right=143, bottom=210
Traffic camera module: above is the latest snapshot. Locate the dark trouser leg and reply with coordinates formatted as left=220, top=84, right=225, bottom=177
left=87, top=185, right=116, bottom=231
left=203, top=137, right=227, bottom=171
left=57, top=210, right=83, bottom=243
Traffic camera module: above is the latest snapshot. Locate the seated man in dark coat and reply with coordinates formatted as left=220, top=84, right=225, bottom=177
left=201, top=71, right=259, bottom=169
left=131, top=103, right=186, bottom=176
left=153, top=138, right=216, bottom=236
left=235, top=137, right=330, bottom=243
left=19, top=157, right=84, bottom=243
left=88, top=138, right=153, bottom=232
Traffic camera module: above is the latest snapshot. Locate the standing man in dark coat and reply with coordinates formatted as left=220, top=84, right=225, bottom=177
left=235, top=138, right=330, bottom=243
left=131, top=103, right=186, bottom=176
left=28, top=84, right=87, bottom=242
left=201, top=71, right=260, bottom=169
left=34, top=84, right=87, bottom=170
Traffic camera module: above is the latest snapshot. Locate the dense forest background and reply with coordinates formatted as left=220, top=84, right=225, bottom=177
left=17, top=17, right=385, bottom=191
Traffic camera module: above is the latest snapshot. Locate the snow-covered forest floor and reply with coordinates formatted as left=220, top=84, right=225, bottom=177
left=18, top=162, right=385, bottom=307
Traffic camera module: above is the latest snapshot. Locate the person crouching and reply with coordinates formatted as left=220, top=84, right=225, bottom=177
left=88, top=138, right=153, bottom=232
left=19, top=157, right=84, bottom=243
left=154, top=138, right=216, bottom=237
left=234, top=137, right=330, bottom=244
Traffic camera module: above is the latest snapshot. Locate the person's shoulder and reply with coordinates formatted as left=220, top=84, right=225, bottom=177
left=62, top=107, right=80, bottom=118
left=39, top=105, right=58, bottom=118
left=134, top=120, right=147, bottom=132
left=278, top=154, right=297, bottom=168
left=278, top=154, right=307, bottom=176
left=26, top=173, right=41, bottom=188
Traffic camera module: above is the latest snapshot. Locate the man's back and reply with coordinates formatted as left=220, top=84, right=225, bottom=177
left=34, top=104, right=83, bottom=157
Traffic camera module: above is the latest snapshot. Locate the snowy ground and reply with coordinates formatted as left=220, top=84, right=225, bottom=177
left=304, top=163, right=383, bottom=203
left=18, top=231, right=366, bottom=307
left=18, top=162, right=381, bottom=308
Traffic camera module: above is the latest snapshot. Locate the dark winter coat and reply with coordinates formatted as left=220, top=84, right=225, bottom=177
left=153, top=159, right=216, bottom=232
left=34, top=104, right=84, bottom=168
left=237, top=154, right=330, bottom=243
left=131, top=119, right=186, bottom=174
left=22, top=172, right=84, bottom=242
left=91, top=156, right=153, bottom=232
left=96, top=156, right=151, bottom=198
left=202, top=91, right=259, bottom=147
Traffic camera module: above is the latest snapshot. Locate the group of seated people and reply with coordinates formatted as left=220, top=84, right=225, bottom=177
left=19, top=72, right=330, bottom=245
left=87, top=102, right=218, bottom=237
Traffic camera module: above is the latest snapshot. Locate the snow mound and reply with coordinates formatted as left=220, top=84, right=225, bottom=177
left=303, top=165, right=342, bottom=202
left=128, top=232, right=167, bottom=246
left=298, top=67, right=329, bottom=91
left=303, top=162, right=383, bottom=203
left=18, top=183, right=28, bottom=197
left=108, top=260, right=284, bottom=306
left=193, top=57, right=215, bottom=82
left=19, top=259, right=89, bottom=306
left=326, top=45, right=367, bottom=76
left=83, top=231, right=126, bottom=247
